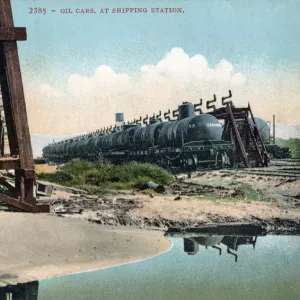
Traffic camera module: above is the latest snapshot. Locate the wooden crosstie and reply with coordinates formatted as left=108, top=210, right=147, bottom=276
left=0, top=0, right=49, bottom=212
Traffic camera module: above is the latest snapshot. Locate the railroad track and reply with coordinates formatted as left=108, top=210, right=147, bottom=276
left=240, top=171, right=300, bottom=179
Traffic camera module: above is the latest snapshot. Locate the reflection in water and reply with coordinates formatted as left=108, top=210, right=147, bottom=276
left=0, top=234, right=299, bottom=300
left=0, top=281, right=38, bottom=300
left=184, top=235, right=257, bottom=262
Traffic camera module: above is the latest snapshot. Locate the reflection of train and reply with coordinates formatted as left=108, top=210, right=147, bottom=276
left=183, top=235, right=257, bottom=262
left=0, top=281, right=38, bottom=300
left=43, top=91, right=291, bottom=170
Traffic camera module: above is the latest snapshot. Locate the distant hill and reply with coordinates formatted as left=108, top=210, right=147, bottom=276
left=30, top=124, right=300, bottom=158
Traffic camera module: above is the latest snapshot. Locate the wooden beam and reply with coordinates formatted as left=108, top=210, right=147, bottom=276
left=0, top=157, right=19, bottom=169
left=227, top=105, right=249, bottom=167
left=0, top=0, right=39, bottom=209
left=245, top=117, right=264, bottom=166
left=0, top=0, right=35, bottom=167
left=248, top=105, right=268, bottom=154
left=0, top=176, right=15, bottom=191
left=0, top=45, right=19, bottom=155
left=0, top=27, right=27, bottom=41
left=0, top=119, right=4, bottom=156
left=0, top=0, right=14, bottom=27
left=0, top=193, right=50, bottom=212
left=221, top=120, right=229, bottom=141
left=0, top=42, right=35, bottom=169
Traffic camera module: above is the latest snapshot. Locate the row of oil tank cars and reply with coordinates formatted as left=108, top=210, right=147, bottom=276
left=42, top=102, right=290, bottom=170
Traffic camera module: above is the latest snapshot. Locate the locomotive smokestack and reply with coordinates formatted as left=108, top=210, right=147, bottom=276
left=115, top=112, right=124, bottom=131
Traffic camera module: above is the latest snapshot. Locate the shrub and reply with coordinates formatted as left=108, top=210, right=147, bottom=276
left=276, top=138, right=300, bottom=159
left=37, top=171, right=73, bottom=185
left=36, top=160, right=173, bottom=192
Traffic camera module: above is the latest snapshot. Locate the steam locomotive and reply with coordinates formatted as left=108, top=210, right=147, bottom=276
left=43, top=98, right=287, bottom=171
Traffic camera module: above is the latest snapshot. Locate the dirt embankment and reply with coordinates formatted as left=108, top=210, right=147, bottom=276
left=46, top=160, right=300, bottom=234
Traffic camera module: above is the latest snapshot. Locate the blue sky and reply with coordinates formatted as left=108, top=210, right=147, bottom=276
left=8, top=0, right=300, bottom=134
left=12, top=0, right=300, bottom=87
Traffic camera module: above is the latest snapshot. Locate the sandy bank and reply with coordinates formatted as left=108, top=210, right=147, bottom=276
left=47, top=160, right=300, bottom=232
left=0, top=212, right=171, bottom=285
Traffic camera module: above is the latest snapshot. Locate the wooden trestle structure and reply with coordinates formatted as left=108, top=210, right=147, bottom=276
left=211, top=103, right=269, bottom=168
left=0, top=0, right=49, bottom=212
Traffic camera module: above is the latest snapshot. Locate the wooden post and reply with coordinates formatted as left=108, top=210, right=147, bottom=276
left=273, top=115, right=276, bottom=144
left=0, top=0, right=49, bottom=212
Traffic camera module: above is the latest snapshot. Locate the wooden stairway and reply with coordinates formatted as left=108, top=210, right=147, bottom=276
left=211, top=103, right=268, bottom=168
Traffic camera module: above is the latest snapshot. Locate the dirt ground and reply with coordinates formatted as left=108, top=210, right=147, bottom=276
left=0, top=212, right=170, bottom=285
left=42, top=159, right=300, bottom=234
left=0, top=159, right=299, bottom=285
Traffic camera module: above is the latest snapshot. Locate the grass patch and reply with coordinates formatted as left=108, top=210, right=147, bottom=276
left=189, top=183, right=261, bottom=202
left=74, top=185, right=118, bottom=197
left=37, top=159, right=173, bottom=193
left=234, top=183, right=260, bottom=201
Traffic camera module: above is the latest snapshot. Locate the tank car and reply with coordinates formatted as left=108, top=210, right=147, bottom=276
left=248, top=117, right=270, bottom=144
left=248, top=117, right=291, bottom=159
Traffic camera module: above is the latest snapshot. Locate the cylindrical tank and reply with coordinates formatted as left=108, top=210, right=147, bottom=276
left=86, top=136, right=98, bottom=153
left=71, top=139, right=81, bottom=157
left=143, top=122, right=164, bottom=146
left=193, top=236, right=224, bottom=247
left=107, top=132, right=117, bottom=148
left=178, top=102, right=195, bottom=120
left=249, top=117, right=270, bottom=144
left=161, top=114, right=222, bottom=146
left=112, top=131, right=123, bottom=149
left=183, top=238, right=199, bottom=255
left=115, top=113, right=124, bottom=131
left=68, top=140, right=76, bottom=157
left=119, top=126, right=141, bottom=149
left=102, top=134, right=112, bottom=148
left=185, top=114, right=222, bottom=142
left=133, top=127, right=147, bottom=148
left=115, top=113, right=124, bottom=123
left=96, top=135, right=105, bottom=149
left=77, top=139, right=87, bottom=157
left=65, top=140, right=73, bottom=157
left=158, top=121, right=176, bottom=147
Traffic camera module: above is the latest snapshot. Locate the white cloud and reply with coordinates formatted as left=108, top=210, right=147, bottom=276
left=24, top=47, right=299, bottom=135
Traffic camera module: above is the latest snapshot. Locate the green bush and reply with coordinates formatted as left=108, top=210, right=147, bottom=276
left=37, top=160, right=173, bottom=192
left=37, top=171, right=73, bottom=185
left=235, top=183, right=260, bottom=201
left=276, top=138, right=300, bottom=159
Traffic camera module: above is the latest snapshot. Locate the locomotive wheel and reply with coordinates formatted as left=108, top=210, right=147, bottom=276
left=216, top=152, right=224, bottom=169
left=216, top=151, right=231, bottom=169
left=184, top=154, right=197, bottom=171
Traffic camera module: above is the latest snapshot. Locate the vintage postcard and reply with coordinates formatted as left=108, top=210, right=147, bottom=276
left=0, top=0, right=299, bottom=299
